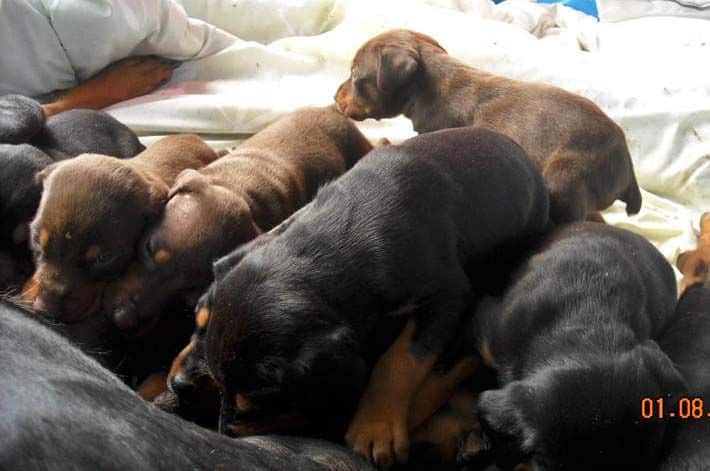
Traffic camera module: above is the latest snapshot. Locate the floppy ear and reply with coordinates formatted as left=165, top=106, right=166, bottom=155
left=635, top=340, right=688, bottom=396
left=376, top=46, right=418, bottom=92
left=35, top=162, right=58, bottom=186
left=213, top=234, right=271, bottom=282
left=676, top=251, right=692, bottom=274
left=477, top=382, right=537, bottom=465
left=168, top=169, right=208, bottom=199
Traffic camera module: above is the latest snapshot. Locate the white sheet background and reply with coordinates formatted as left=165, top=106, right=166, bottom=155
left=101, top=0, right=710, bottom=279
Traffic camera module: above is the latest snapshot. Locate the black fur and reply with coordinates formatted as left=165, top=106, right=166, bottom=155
left=0, top=95, right=44, bottom=143
left=0, top=298, right=374, bottom=471
left=204, top=127, right=550, bottom=437
left=473, top=222, right=684, bottom=470
left=659, top=281, right=710, bottom=470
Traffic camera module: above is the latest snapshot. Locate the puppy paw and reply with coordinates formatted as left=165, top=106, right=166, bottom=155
left=346, top=410, right=409, bottom=469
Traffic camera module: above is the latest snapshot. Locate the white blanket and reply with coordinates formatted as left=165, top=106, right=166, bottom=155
left=101, top=0, right=709, bottom=278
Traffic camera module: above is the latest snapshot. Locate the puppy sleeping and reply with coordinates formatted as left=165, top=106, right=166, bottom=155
left=201, top=127, right=550, bottom=468
left=103, top=106, right=372, bottom=335
left=28, top=134, right=217, bottom=322
left=471, top=222, right=684, bottom=470
left=0, top=95, right=144, bottom=290
left=335, top=29, right=642, bottom=223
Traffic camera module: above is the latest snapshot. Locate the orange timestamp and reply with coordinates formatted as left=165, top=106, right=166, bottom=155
left=640, top=397, right=709, bottom=420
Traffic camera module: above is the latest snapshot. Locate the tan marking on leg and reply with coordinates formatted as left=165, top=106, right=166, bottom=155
left=168, top=336, right=196, bottom=383
left=137, top=372, right=168, bottom=401
left=587, top=212, right=606, bottom=224
left=22, top=272, right=41, bottom=306
left=346, top=319, right=437, bottom=467
left=481, top=342, right=497, bottom=369
left=411, top=391, right=480, bottom=463
left=236, top=393, right=254, bottom=413
left=154, top=249, right=172, bottom=264
left=39, top=228, right=49, bottom=249
left=408, top=356, right=478, bottom=429
left=195, top=306, right=210, bottom=329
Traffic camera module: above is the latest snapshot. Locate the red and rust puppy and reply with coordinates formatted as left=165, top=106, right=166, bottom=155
left=676, top=212, right=710, bottom=297
left=335, top=29, right=642, bottom=223
left=28, top=134, right=217, bottom=321
left=202, top=127, right=549, bottom=468
left=103, top=106, right=371, bottom=335
left=470, top=223, right=684, bottom=470
left=659, top=213, right=710, bottom=470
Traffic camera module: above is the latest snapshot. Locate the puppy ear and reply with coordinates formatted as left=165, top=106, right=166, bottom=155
left=477, top=382, right=537, bottom=464
left=376, top=46, right=418, bottom=92
left=676, top=251, right=692, bottom=274
left=168, top=169, right=208, bottom=199
left=35, top=163, right=58, bottom=186
left=289, top=326, right=367, bottom=411
left=635, top=340, right=687, bottom=396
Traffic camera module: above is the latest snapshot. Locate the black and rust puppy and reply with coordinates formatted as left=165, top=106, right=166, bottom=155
left=103, top=106, right=372, bottom=335
left=27, top=134, right=217, bottom=321
left=0, top=298, right=374, bottom=471
left=470, top=222, right=685, bottom=470
left=659, top=213, right=710, bottom=470
left=335, top=30, right=642, bottom=223
left=0, top=95, right=144, bottom=290
left=203, top=127, right=550, bottom=467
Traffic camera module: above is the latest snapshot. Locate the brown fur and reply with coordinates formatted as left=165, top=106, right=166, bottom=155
left=28, top=134, right=217, bottom=321
left=677, top=212, right=710, bottom=296
left=335, top=29, right=642, bottom=223
left=103, top=106, right=372, bottom=334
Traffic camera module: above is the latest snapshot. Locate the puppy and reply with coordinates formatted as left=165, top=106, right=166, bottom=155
left=0, top=95, right=144, bottom=290
left=103, top=106, right=372, bottom=334
left=335, top=29, right=642, bottom=223
left=28, top=134, right=217, bottom=321
left=0, top=298, right=375, bottom=471
left=472, top=222, right=685, bottom=470
left=676, top=212, right=710, bottom=297
left=659, top=213, right=710, bottom=470
left=202, top=127, right=549, bottom=467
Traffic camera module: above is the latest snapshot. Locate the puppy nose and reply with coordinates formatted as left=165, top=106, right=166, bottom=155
left=112, top=304, right=138, bottom=331
left=170, top=372, right=195, bottom=396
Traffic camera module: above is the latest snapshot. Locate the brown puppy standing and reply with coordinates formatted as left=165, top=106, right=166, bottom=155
left=335, top=29, right=642, bottom=223
left=28, top=135, right=217, bottom=321
left=104, top=106, right=371, bottom=336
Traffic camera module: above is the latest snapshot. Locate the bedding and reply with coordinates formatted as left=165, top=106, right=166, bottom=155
left=67, top=0, right=709, bottom=278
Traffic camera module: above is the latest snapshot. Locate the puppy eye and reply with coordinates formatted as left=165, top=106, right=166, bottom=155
left=94, top=252, right=116, bottom=267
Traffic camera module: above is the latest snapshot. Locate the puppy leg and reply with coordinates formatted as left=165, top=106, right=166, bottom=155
left=42, top=56, right=177, bottom=116
left=346, top=319, right=436, bottom=468
left=408, top=356, right=478, bottom=429
left=136, top=372, right=168, bottom=401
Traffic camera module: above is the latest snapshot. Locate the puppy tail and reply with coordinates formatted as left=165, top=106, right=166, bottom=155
left=0, top=95, right=46, bottom=144
left=622, top=173, right=642, bottom=215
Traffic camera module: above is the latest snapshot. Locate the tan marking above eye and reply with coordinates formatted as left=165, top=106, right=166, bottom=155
left=85, top=245, right=100, bottom=261
left=154, top=249, right=172, bottom=264
left=39, top=228, right=49, bottom=249
left=236, top=393, right=254, bottom=412
left=195, top=306, right=210, bottom=329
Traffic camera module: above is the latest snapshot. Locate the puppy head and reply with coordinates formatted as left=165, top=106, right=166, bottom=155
left=103, top=169, right=259, bottom=333
left=676, top=212, right=710, bottom=295
left=0, top=144, right=53, bottom=245
left=29, top=154, right=168, bottom=320
left=335, top=29, right=445, bottom=120
left=478, top=343, right=686, bottom=470
left=205, top=252, right=367, bottom=438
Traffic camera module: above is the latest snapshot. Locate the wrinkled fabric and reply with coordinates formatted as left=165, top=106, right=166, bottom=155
left=0, top=0, right=236, bottom=96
